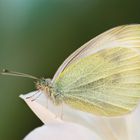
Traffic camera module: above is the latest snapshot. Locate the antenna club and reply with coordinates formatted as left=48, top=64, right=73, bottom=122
left=2, top=69, right=9, bottom=73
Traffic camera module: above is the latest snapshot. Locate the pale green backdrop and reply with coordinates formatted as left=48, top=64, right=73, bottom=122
left=0, top=0, right=140, bottom=139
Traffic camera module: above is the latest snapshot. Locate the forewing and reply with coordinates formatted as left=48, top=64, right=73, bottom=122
left=53, top=25, right=140, bottom=116
left=52, top=24, right=140, bottom=82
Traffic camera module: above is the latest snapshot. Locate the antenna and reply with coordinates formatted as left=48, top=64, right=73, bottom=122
left=1, top=69, right=39, bottom=80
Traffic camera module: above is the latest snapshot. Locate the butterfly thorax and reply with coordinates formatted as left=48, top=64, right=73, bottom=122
left=36, top=78, right=62, bottom=105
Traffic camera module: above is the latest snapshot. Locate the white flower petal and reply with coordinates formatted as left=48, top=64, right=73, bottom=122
left=20, top=91, right=140, bottom=140
left=20, top=91, right=61, bottom=123
left=126, top=103, right=140, bottom=140
left=24, top=122, right=101, bottom=140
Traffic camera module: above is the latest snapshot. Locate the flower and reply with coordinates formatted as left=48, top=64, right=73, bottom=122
left=20, top=91, right=140, bottom=140
left=24, top=122, right=101, bottom=140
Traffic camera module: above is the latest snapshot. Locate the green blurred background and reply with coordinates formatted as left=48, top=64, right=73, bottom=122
left=0, top=0, right=140, bottom=139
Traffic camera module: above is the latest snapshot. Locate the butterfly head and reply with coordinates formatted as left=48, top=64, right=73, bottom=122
left=36, top=78, right=52, bottom=91
left=1, top=69, right=54, bottom=99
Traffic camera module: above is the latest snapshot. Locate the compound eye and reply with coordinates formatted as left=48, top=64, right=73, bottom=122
left=45, top=78, right=52, bottom=87
left=45, top=78, right=51, bottom=82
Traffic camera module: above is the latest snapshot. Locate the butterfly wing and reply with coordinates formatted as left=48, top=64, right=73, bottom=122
left=52, top=24, right=140, bottom=116
left=52, top=25, right=140, bottom=82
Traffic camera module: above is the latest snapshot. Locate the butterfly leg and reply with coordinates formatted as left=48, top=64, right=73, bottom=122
left=31, top=92, right=41, bottom=101
left=25, top=90, right=41, bottom=101
left=54, top=103, right=63, bottom=120
left=60, top=103, right=64, bottom=120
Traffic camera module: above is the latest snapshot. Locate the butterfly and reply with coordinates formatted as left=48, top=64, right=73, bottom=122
left=2, top=24, right=140, bottom=117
